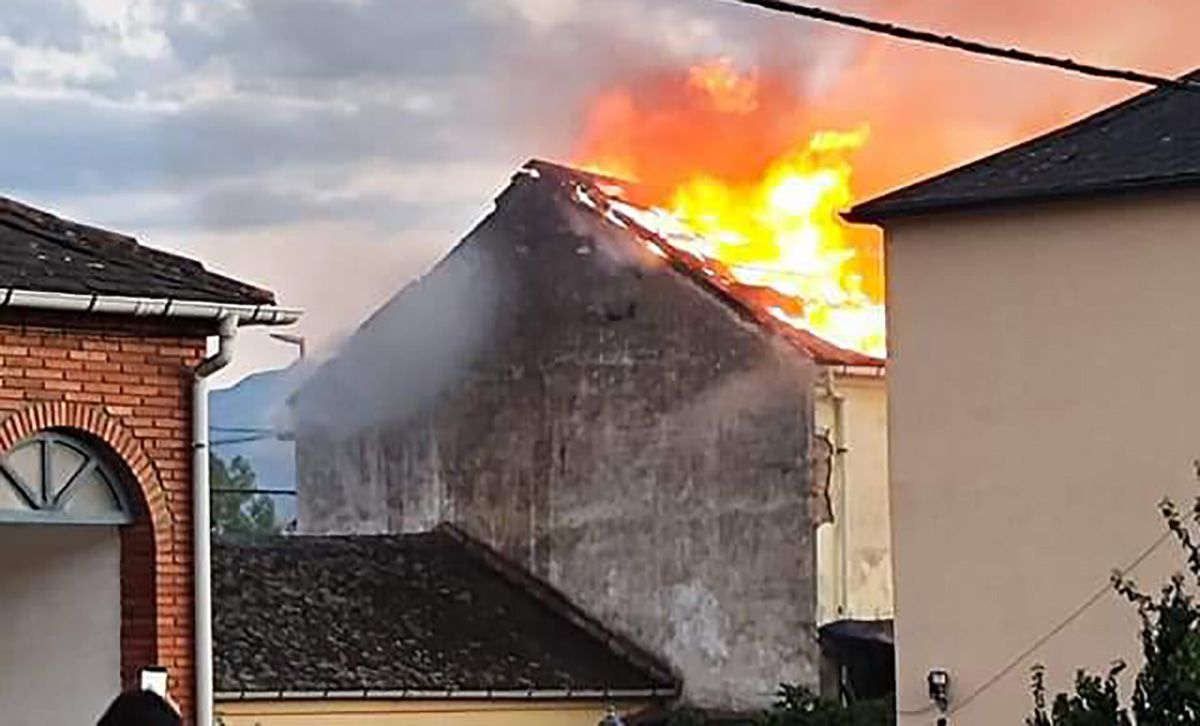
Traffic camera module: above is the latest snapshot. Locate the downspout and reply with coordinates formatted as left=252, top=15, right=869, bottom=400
left=192, top=314, right=237, bottom=726
left=819, top=367, right=850, bottom=618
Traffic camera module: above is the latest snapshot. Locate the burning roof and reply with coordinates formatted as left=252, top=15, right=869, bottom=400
left=568, top=58, right=885, bottom=361
left=527, top=159, right=884, bottom=368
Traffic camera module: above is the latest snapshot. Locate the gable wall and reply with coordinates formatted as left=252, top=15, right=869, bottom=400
left=296, top=177, right=821, bottom=709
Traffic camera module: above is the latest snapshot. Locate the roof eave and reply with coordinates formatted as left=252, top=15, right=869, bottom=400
left=214, top=687, right=677, bottom=702
left=846, top=173, right=1200, bottom=225
left=0, top=288, right=302, bottom=326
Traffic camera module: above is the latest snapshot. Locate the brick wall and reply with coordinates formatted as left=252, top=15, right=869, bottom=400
left=0, top=310, right=210, bottom=724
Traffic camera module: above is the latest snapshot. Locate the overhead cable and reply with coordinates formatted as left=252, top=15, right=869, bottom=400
left=721, top=0, right=1199, bottom=90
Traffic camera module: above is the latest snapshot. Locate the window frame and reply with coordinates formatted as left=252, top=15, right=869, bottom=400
left=0, top=431, right=134, bottom=525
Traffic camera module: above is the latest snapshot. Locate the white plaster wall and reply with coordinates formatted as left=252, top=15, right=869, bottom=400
left=816, top=373, right=893, bottom=625
left=0, top=525, right=121, bottom=725
left=885, top=190, right=1200, bottom=724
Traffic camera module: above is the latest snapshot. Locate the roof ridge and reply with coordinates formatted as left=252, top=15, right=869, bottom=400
left=434, top=522, right=680, bottom=691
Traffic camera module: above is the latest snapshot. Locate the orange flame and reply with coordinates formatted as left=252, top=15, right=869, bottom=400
left=573, top=58, right=885, bottom=359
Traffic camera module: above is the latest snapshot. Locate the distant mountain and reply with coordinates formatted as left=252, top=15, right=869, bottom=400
left=211, top=364, right=310, bottom=526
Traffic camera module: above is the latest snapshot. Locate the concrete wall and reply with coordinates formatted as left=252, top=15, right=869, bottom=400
left=884, top=190, right=1200, bottom=724
left=0, top=525, right=120, bottom=725
left=296, top=176, right=821, bottom=710
left=815, top=371, right=892, bottom=625
left=218, top=699, right=648, bottom=725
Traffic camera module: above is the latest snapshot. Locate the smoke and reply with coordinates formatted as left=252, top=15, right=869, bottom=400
left=267, top=0, right=1195, bottom=429
left=496, top=0, right=1200, bottom=200
left=797, top=0, right=1200, bottom=197
left=289, top=229, right=501, bottom=435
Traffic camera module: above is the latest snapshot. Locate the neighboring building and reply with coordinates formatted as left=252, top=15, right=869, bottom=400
left=291, top=161, right=889, bottom=709
left=0, top=196, right=296, bottom=723
left=813, top=367, right=893, bottom=701
left=213, top=525, right=675, bottom=725
left=848, top=72, right=1200, bottom=723
left=815, top=369, right=891, bottom=627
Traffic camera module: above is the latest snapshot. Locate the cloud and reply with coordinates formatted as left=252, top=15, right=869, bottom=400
left=1, top=0, right=1197, bottom=384
left=76, top=0, right=171, bottom=58
left=492, top=0, right=581, bottom=30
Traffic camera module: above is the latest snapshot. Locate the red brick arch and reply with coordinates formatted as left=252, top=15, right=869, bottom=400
left=0, top=400, right=183, bottom=696
left=0, top=400, right=172, bottom=537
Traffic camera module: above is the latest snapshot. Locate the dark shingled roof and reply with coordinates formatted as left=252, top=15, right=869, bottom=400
left=848, top=69, right=1200, bottom=222
left=214, top=526, right=677, bottom=696
left=0, top=195, right=274, bottom=304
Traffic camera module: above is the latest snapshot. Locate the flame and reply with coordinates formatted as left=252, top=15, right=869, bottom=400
left=688, top=58, right=760, bottom=114
left=573, top=59, right=885, bottom=359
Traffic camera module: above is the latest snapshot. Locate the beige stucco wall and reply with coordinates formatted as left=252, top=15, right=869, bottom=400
left=884, top=190, right=1200, bottom=724
left=816, top=371, right=893, bottom=624
left=217, top=699, right=648, bottom=725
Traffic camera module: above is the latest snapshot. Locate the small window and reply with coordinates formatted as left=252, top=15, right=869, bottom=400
left=0, top=432, right=133, bottom=525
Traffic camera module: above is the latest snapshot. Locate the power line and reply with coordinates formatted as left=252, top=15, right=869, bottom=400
left=898, top=528, right=1171, bottom=717
left=212, top=434, right=279, bottom=446
left=720, top=0, right=1199, bottom=90
left=212, top=488, right=297, bottom=496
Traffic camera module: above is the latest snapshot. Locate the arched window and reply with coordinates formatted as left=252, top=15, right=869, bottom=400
left=0, top=431, right=133, bottom=524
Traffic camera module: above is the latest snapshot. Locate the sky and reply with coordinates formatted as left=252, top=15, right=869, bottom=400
left=4, top=0, right=1198, bottom=385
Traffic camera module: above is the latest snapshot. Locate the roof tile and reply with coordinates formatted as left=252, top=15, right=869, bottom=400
left=0, top=195, right=274, bottom=304
left=214, top=528, right=677, bottom=695
left=848, top=69, right=1200, bottom=221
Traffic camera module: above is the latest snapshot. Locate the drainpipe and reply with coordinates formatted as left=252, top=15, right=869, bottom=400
left=192, top=314, right=237, bottom=726
left=819, top=367, right=850, bottom=617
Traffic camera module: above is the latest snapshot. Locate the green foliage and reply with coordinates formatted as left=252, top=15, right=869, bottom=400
left=1030, top=494, right=1200, bottom=724
left=662, top=686, right=892, bottom=726
left=752, top=685, right=892, bottom=726
left=210, top=453, right=280, bottom=539
left=1026, top=665, right=1131, bottom=726
left=664, top=706, right=711, bottom=726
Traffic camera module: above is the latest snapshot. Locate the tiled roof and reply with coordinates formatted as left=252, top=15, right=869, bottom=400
left=530, top=161, right=885, bottom=368
left=0, top=195, right=274, bottom=304
left=213, top=526, right=677, bottom=696
left=848, top=69, right=1200, bottom=222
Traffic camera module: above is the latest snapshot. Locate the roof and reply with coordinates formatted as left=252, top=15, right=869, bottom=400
left=0, top=195, right=274, bottom=304
left=848, top=69, right=1200, bottom=222
left=528, top=160, right=884, bottom=368
left=213, top=526, right=678, bottom=697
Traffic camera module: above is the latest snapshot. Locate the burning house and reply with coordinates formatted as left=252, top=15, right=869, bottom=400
left=291, top=155, right=890, bottom=709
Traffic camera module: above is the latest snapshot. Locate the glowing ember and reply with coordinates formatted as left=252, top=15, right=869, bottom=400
left=573, top=58, right=885, bottom=359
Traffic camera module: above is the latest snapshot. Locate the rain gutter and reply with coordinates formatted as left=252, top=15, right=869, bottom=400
left=0, top=288, right=301, bottom=726
left=214, top=688, right=676, bottom=702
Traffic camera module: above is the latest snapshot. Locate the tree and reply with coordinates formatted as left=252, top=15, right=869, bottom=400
left=1030, top=495, right=1200, bottom=724
left=1027, top=665, right=1131, bottom=726
left=210, top=453, right=281, bottom=539
left=758, top=684, right=893, bottom=726
left=662, top=686, right=893, bottom=725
